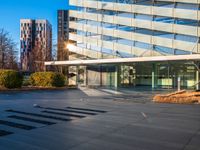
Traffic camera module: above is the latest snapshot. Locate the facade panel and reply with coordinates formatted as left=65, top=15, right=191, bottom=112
left=67, top=0, right=200, bottom=89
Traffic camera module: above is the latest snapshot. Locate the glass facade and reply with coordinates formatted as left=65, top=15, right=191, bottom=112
left=68, top=0, right=200, bottom=89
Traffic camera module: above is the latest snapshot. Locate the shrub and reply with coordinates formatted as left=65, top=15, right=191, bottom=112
left=0, top=70, right=23, bottom=89
left=29, top=72, right=66, bottom=87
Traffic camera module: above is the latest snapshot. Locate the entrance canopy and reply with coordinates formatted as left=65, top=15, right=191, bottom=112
left=45, top=54, right=200, bottom=66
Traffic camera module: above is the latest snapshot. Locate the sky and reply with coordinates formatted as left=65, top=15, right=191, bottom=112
left=0, top=0, right=70, bottom=48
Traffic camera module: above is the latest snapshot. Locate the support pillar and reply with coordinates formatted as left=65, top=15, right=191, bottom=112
left=76, top=66, right=79, bottom=86
left=114, top=65, right=119, bottom=88
left=85, top=67, right=88, bottom=87
left=152, top=64, right=157, bottom=89
left=196, top=70, right=199, bottom=90
left=66, top=66, right=69, bottom=86
left=100, top=66, right=103, bottom=87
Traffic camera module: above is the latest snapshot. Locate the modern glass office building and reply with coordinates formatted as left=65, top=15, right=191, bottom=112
left=46, top=0, right=200, bottom=89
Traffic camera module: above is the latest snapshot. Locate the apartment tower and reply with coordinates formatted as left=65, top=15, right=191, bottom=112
left=20, top=19, right=52, bottom=72
left=57, top=10, right=70, bottom=61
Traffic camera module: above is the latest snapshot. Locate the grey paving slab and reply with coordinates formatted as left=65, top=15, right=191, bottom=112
left=185, top=146, right=200, bottom=150
left=136, top=117, right=200, bottom=133
left=4, top=133, right=85, bottom=150
left=184, top=132, right=200, bottom=150
left=39, top=121, right=121, bottom=138
left=82, top=133, right=182, bottom=150
left=0, top=88, right=199, bottom=150
left=0, top=137, right=46, bottom=150
left=70, top=138, right=134, bottom=150
left=113, top=124, right=193, bottom=145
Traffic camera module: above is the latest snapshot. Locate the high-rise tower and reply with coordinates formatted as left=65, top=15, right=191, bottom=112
left=57, top=10, right=69, bottom=61
left=20, top=19, right=52, bottom=72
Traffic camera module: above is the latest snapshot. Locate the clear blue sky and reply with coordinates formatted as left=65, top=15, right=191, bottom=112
left=0, top=0, right=70, bottom=47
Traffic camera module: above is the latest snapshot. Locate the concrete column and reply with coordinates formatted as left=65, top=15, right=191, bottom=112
left=114, top=65, right=119, bottom=88
left=100, top=66, right=103, bottom=87
left=196, top=70, right=199, bottom=90
left=86, top=67, right=88, bottom=87
left=66, top=66, right=69, bottom=86
left=76, top=66, right=79, bottom=86
left=152, top=64, right=157, bottom=89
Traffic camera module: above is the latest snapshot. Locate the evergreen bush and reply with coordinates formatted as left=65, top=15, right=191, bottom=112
left=0, top=70, right=23, bottom=89
left=29, top=72, right=66, bottom=87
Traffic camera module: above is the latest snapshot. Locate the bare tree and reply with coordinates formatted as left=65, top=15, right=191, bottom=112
left=44, top=40, right=60, bottom=72
left=31, top=43, right=45, bottom=72
left=0, top=29, right=18, bottom=70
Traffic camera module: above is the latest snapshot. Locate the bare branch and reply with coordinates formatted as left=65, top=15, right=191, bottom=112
left=0, top=28, right=19, bottom=70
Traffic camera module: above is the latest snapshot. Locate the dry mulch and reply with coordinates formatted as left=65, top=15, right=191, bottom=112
left=153, top=90, right=200, bottom=104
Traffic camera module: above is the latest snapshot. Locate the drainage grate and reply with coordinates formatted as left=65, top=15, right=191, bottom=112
left=0, top=119, right=36, bottom=130
left=6, top=110, right=72, bottom=122
left=41, top=110, right=85, bottom=118
left=0, top=130, right=13, bottom=136
left=8, top=115, right=56, bottom=125
left=66, top=106, right=107, bottom=113
left=43, top=107, right=97, bottom=115
left=1, top=107, right=108, bottom=137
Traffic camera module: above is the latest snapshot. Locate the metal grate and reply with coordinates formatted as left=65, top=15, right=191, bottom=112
left=6, top=110, right=72, bottom=122
left=41, top=110, right=86, bottom=118
left=66, top=106, right=107, bottom=113
left=42, top=107, right=97, bottom=115
left=8, top=115, right=56, bottom=125
left=0, top=106, right=108, bottom=137
left=0, top=119, right=36, bottom=130
left=0, top=130, right=13, bottom=137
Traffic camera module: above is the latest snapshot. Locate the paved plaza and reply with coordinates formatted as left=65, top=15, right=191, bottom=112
left=0, top=88, right=199, bottom=150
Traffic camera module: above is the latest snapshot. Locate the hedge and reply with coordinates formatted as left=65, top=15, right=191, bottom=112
left=29, top=72, right=66, bottom=87
left=0, top=70, right=23, bottom=89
